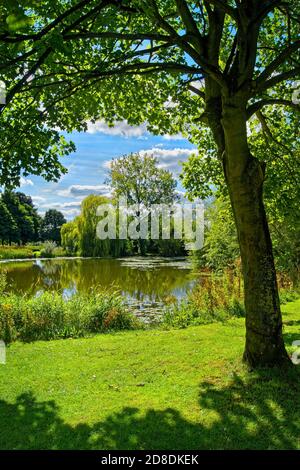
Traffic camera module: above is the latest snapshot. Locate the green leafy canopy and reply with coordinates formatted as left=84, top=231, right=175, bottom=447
left=0, top=0, right=299, bottom=192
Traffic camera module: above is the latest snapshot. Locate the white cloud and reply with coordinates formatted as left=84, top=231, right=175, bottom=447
left=102, top=147, right=197, bottom=175
left=31, top=196, right=46, bottom=205
left=140, top=147, right=196, bottom=158
left=20, top=177, right=34, bottom=187
left=163, top=133, right=185, bottom=141
left=57, top=201, right=82, bottom=209
left=86, top=120, right=148, bottom=138
left=57, top=184, right=112, bottom=198
left=140, top=147, right=197, bottom=173
left=102, top=160, right=112, bottom=170
left=60, top=208, right=81, bottom=217
left=39, top=207, right=81, bottom=219
left=39, top=201, right=82, bottom=210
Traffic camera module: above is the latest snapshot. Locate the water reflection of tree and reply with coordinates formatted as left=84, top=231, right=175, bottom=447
left=2, top=258, right=196, bottom=302
left=2, top=261, right=46, bottom=295
left=73, top=259, right=195, bottom=302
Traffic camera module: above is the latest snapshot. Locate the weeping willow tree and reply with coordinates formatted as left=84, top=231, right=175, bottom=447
left=1, top=0, right=299, bottom=366
left=61, top=195, right=129, bottom=257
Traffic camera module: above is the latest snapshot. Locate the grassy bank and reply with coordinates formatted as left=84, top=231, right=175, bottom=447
left=0, top=299, right=299, bottom=450
left=0, top=243, right=67, bottom=260
left=0, top=245, right=38, bottom=260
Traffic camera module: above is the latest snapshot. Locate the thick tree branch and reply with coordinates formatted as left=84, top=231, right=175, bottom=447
left=0, top=0, right=96, bottom=43
left=20, top=62, right=203, bottom=92
left=0, top=48, right=39, bottom=70
left=64, top=31, right=172, bottom=41
left=75, top=61, right=203, bottom=78
left=204, top=0, right=238, bottom=21
left=224, top=32, right=237, bottom=75
left=188, top=84, right=205, bottom=99
left=257, top=66, right=300, bottom=93
left=175, top=0, right=204, bottom=52
left=247, top=98, right=300, bottom=119
left=143, top=0, right=228, bottom=89
left=250, top=0, right=283, bottom=26
left=4, top=48, right=52, bottom=107
left=256, top=39, right=300, bottom=86
left=1, top=32, right=173, bottom=71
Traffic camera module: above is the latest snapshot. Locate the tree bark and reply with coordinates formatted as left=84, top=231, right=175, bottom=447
left=221, top=97, right=289, bottom=367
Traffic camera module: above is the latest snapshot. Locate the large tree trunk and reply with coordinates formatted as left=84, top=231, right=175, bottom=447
left=221, top=98, right=289, bottom=367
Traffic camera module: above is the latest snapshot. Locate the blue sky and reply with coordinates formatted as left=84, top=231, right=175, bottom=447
left=18, top=121, right=197, bottom=220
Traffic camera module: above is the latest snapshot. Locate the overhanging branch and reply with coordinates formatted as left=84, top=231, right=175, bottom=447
left=175, top=0, right=204, bottom=52
left=256, top=66, right=300, bottom=93
left=20, top=61, right=203, bottom=93
left=0, top=0, right=107, bottom=43
left=64, top=31, right=172, bottom=41
left=256, top=39, right=300, bottom=87
left=247, top=98, right=300, bottom=119
left=141, top=0, right=228, bottom=89
left=188, top=84, right=205, bottom=99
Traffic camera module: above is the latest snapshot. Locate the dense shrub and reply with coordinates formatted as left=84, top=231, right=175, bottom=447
left=163, top=271, right=300, bottom=328
left=163, top=272, right=245, bottom=328
left=191, top=197, right=240, bottom=272
left=40, top=240, right=57, bottom=258
left=0, top=279, right=140, bottom=343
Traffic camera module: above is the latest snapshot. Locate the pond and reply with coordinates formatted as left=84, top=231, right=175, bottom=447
left=0, top=257, right=198, bottom=321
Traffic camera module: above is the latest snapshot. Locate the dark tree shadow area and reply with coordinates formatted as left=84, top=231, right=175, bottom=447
left=1, top=367, right=299, bottom=450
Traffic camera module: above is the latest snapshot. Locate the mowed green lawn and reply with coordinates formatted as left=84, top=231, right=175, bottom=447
left=0, top=300, right=300, bottom=450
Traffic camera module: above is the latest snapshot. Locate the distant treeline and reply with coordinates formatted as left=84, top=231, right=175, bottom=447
left=0, top=191, right=66, bottom=245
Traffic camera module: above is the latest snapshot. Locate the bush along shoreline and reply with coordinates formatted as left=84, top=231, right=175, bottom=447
left=1, top=271, right=298, bottom=344
left=162, top=271, right=300, bottom=329
left=0, top=285, right=141, bottom=343
left=163, top=272, right=245, bottom=328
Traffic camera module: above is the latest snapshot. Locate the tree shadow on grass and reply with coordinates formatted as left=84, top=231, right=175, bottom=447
left=283, top=330, right=300, bottom=346
left=0, top=368, right=299, bottom=450
left=283, top=319, right=300, bottom=327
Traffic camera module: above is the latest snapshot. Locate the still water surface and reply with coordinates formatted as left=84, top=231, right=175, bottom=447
left=0, top=257, right=198, bottom=320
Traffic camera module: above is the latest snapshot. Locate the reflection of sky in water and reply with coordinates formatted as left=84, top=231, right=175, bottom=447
left=62, top=286, right=77, bottom=300
left=118, top=257, right=192, bottom=271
